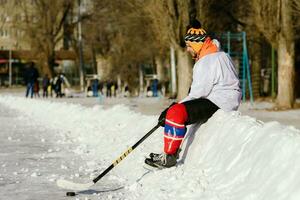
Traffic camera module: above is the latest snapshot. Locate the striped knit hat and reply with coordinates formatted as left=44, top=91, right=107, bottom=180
left=184, top=20, right=207, bottom=53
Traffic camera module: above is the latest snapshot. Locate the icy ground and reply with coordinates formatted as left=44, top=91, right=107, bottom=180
left=0, top=93, right=300, bottom=200
left=0, top=103, right=96, bottom=199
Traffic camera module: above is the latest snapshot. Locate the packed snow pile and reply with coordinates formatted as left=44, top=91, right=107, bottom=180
left=0, top=95, right=300, bottom=200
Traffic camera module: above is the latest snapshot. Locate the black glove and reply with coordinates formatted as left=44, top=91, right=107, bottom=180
left=158, top=102, right=177, bottom=126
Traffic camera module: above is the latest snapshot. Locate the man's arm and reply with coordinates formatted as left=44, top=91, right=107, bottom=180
left=180, top=61, right=216, bottom=103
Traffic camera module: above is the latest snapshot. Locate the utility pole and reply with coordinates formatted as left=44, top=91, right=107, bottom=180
left=9, top=49, right=12, bottom=87
left=139, top=64, right=144, bottom=96
left=78, top=0, right=85, bottom=92
left=170, top=45, right=177, bottom=97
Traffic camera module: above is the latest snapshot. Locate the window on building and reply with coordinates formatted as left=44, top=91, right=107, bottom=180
left=32, top=16, right=38, bottom=23
left=0, top=14, right=8, bottom=22
left=21, top=14, right=26, bottom=21
left=0, top=0, right=7, bottom=5
left=15, top=0, right=21, bottom=5
left=15, top=14, right=20, bottom=22
left=4, top=29, right=8, bottom=37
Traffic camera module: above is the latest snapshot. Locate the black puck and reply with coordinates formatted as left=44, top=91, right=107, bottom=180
left=66, top=192, right=76, bottom=196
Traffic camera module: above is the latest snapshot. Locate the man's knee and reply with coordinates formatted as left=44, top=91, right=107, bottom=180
left=166, top=103, right=188, bottom=124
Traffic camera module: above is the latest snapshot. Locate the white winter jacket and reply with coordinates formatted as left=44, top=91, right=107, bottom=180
left=180, top=51, right=242, bottom=111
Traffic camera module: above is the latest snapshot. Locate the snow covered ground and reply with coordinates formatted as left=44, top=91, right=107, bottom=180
left=0, top=92, right=300, bottom=200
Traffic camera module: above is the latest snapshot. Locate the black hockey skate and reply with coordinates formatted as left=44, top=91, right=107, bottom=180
left=145, top=153, right=177, bottom=169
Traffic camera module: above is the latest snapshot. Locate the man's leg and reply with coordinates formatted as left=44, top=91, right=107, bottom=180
left=182, top=98, right=219, bottom=125
left=30, top=83, right=34, bottom=98
left=145, top=98, right=219, bottom=168
left=25, top=83, right=30, bottom=97
left=145, top=103, right=188, bottom=168
left=163, top=98, right=219, bottom=154
left=164, top=103, right=188, bottom=155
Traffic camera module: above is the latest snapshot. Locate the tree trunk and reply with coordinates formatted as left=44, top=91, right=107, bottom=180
left=248, top=34, right=263, bottom=98
left=43, top=61, right=53, bottom=77
left=139, top=64, right=144, bottom=95
left=91, top=44, right=97, bottom=74
left=277, top=34, right=295, bottom=108
left=96, top=55, right=112, bottom=80
left=155, top=56, right=165, bottom=82
left=276, top=0, right=295, bottom=108
left=46, top=52, right=55, bottom=77
left=176, top=47, right=192, bottom=101
left=117, top=74, right=122, bottom=95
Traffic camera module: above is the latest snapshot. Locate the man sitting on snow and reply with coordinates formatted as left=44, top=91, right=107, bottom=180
left=145, top=19, right=242, bottom=168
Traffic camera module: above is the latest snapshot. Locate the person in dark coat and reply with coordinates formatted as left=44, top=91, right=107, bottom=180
left=106, top=81, right=112, bottom=97
left=92, top=77, right=99, bottom=97
left=53, top=73, right=63, bottom=98
left=24, top=62, right=39, bottom=98
left=42, top=74, right=50, bottom=98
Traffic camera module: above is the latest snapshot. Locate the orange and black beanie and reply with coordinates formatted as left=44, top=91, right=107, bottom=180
left=184, top=20, right=207, bottom=53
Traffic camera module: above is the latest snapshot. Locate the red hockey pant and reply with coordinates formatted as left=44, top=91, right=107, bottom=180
left=164, top=103, right=188, bottom=154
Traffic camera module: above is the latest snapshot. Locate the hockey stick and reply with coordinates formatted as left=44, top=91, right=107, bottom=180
left=57, top=121, right=162, bottom=191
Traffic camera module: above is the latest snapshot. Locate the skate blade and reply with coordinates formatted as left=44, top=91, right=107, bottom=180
left=144, top=159, right=164, bottom=170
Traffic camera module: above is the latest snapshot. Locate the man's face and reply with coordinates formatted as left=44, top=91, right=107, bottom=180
left=186, top=42, right=196, bottom=57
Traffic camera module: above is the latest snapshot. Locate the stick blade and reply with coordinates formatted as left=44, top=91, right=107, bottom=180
left=56, top=179, right=94, bottom=191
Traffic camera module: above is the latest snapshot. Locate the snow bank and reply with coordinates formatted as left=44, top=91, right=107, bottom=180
left=0, top=95, right=300, bottom=200
left=181, top=111, right=300, bottom=200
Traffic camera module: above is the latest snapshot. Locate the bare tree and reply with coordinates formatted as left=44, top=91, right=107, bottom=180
left=251, top=0, right=296, bottom=108
left=0, top=6, right=6, bottom=30
left=144, top=0, right=195, bottom=100
left=292, top=0, right=300, bottom=29
left=84, top=0, right=160, bottom=91
left=12, top=0, right=74, bottom=77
